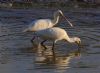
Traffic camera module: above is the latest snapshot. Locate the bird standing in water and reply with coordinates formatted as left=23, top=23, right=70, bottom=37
left=23, top=10, right=73, bottom=44
left=34, top=27, right=81, bottom=54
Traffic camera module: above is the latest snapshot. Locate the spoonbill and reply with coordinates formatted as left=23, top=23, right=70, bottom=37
left=34, top=27, right=81, bottom=54
left=24, top=10, right=73, bottom=32
left=23, top=10, right=73, bottom=43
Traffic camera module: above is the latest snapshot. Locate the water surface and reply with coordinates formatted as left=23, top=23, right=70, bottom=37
left=0, top=8, right=100, bottom=73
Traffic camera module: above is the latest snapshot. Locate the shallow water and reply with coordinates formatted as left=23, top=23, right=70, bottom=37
left=0, top=8, right=100, bottom=73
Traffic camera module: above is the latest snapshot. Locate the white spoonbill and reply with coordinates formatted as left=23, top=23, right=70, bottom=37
left=23, top=10, right=73, bottom=43
left=34, top=27, right=81, bottom=54
left=23, top=10, right=73, bottom=32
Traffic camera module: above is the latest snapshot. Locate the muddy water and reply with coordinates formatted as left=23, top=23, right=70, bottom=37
left=0, top=8, right=100, bottom=73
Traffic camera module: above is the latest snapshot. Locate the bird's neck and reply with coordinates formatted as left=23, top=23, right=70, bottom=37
left=65, top=36, right=75, bottom=43
left=69, top=38, right=76, bottom=43
left=52, top=14, right=60, bottom=25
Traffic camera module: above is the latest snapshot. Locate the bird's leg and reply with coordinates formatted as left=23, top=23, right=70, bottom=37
left=40, top=40, right=48, bottom=55
left=52, top=41, right=56, bottom=61
left=31, top=36, right=35, bottom=44
left=52, top=42, right=55, bottom=53
left=31, top=32, right=37, bottom=43
left=41, top=40, right=48, bottom=50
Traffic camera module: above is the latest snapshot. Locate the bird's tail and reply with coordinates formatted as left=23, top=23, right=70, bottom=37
left=22, top=28, right=35, bottom=32
left=22, top=28, right=29, bottom=32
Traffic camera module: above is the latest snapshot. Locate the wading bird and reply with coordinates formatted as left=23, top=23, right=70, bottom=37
left=23, top=10, right=73, bottom=43
left=34, top=27, right=81, bottom=54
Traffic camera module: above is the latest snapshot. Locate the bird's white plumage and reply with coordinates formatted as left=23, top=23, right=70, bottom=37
left=36, top=27, right=67, bottom=41
left=23, top=10, right=73, bottom=32
left=28, top=19, right=53, bottom=31
left=35, top=27, right=81, bottom=44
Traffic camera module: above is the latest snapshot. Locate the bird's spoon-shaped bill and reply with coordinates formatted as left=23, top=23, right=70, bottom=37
left=61, top=14, right=73, bottom=27
left=77, top=42, right=85, bottom=54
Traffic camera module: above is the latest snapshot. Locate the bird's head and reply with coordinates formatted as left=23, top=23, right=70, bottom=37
left=55, top=10, right=73, bottom=27
left=73, top=37, right=84, bottom=52
left=73, top=37, right=81, bottom=45
left=56, top=10, right=64, bottom=16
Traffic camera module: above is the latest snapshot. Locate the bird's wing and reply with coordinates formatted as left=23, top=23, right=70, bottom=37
left=28, top=19, right=53, bottom=31
left=36, top=27, right=66, bottom=40
left=36, top=28, right=56, bottom=40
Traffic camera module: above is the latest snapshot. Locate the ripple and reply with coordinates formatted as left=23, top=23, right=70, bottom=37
left=0, top=9, right=100, bottom=73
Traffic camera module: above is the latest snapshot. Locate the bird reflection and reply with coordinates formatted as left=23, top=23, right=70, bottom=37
left=34, top=46, right=81, bottom=69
